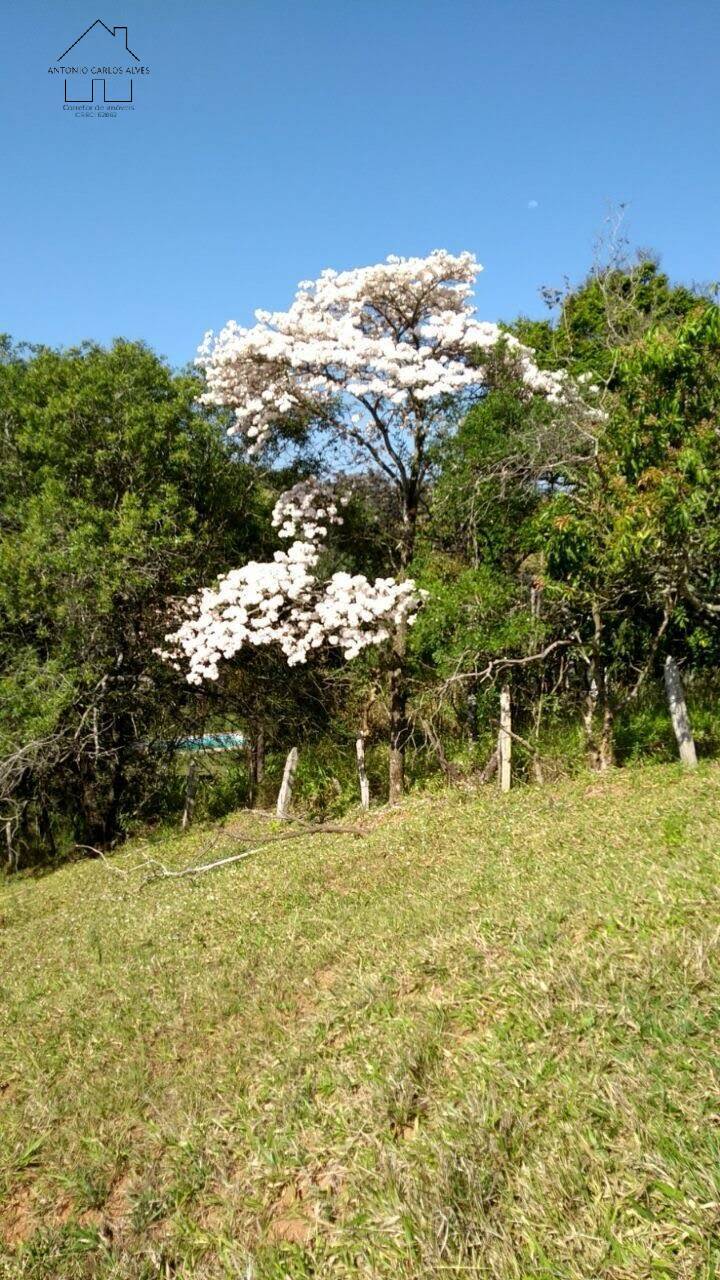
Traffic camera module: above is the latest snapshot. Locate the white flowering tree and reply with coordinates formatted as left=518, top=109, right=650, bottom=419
left=160, top=479, right=421, bottom=683
left=169, top=251, right=590, bottom=801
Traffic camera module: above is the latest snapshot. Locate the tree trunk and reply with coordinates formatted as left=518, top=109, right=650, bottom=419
left=599, top=700, right=614, bottom=771
left=664, top=656, right=697, bottom=768
left=583, top=679, right=614, bottom=772
left=387, top=486, right=419, bottom=805
left=182, top=759, right=198, bottom=830
left=248, top=725, right=265, bottom=807
left=277, top=747, right=298, bottom=818
left=36, top=802, right=57, bottom=860
left=388, top=682, right=405, bottom=804
left=582, top=681, right=601, bottom=770
left=388, top=623, right=408, bottom=806
left=583, top=604, right=615, bottom=772
left=386, top=637, right=404, bottom=803
left=498, top=685, right=512, bottom=793
left=356, top=735, right=370, bottom=810
left=531, top=689, right=546, bottom=783
left=254, top=726, right=265, bottom=785
left=78, top=781, right=109, bottom=848
left=466, top=682, right=479, bottom=743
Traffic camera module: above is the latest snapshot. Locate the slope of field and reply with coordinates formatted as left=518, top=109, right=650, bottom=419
left=1, top=763, right=719, bottom=1279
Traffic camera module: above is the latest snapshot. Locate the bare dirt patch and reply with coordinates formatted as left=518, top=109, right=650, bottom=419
left=0, top=1183, right=39, bottom=1247
left=266, top=1183, right=317, bottom=1246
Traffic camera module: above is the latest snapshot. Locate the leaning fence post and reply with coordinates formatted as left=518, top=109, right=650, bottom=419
left=499, top=686, right=512, bottom=793
left=276, top=747, right=299, bottom=818
left=356, top=735, right=370, bottom=810
left=664, top=656, right=697, bottom=768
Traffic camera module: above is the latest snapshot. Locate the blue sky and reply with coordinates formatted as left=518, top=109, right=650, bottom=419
left=3, top=0, right=719, bottom=369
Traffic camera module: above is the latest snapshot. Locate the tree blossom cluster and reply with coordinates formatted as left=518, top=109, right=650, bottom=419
left=270, top=479, right=347, bottom=542
left=159, top=482, right=421, bottom=684
left=196, top=250, right=594, bottom=462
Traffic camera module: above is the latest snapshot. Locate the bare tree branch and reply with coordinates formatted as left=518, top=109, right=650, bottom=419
left=437, top=638, right=573, bottom=694
left=142, top=823, right=365, bottom=884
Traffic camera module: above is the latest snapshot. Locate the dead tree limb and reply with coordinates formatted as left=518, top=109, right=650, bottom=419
left=419, top=717, right=461, bottom=782
left=476, top=749, right=498, bottom=783
left=143, top=823, right=365, bottom=883
left=438, top=639, right=572, bottom=695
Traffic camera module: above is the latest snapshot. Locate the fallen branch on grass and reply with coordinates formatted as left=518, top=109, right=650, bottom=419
left=76, top=829, right=224, bottom=877
left=142, top=822, right=366, bottom=884
left=77, top=844, right=176, bottom=879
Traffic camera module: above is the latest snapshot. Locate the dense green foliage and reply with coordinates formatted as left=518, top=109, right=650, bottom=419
left=412, top=258, right=720, bottom=773
left=2, top=250, right=720, bottom=865
left=0, top=340, right=269, bottom=862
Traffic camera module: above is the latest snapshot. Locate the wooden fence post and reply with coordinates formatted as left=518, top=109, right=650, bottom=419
left=499, top=686, right=512, bottom=793
left=276, top=747, right=299, bottom=818
left=356, top=735, right=370, bottom=810
left=664, top=656, right=697, bottom=768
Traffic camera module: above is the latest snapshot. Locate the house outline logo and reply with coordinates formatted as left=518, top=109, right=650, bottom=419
left=52, top=18, right=148, bottom=109
left=57, top=18, right=140, bottom=62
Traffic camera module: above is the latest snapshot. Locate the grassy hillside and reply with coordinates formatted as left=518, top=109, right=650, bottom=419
left=1, top=764, right=719, bottom=1279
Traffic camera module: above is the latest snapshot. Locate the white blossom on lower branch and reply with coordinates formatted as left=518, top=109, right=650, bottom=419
left=158, top=481, right=423, bottom=684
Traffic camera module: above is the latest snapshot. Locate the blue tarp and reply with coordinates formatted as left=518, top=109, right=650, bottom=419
left=175, top=733, right=246, bottom=753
